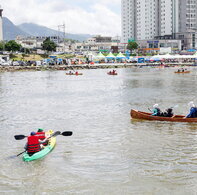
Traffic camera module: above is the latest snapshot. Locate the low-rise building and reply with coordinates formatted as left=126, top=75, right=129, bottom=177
left=73, top=35, right=123, bottom=54
left=137, top=39, right=181, bottom=54
left=15, top=35, right=76, bottom=53
left=175, top=30, right=197, bottom=50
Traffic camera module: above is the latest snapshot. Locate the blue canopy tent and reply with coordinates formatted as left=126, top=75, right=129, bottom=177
left=138, top=58, right=145, bottom=63
left=187, top=49, right=196, bottom=52
left=125, top=51, right=130, bottom=59
left=49, top=56, right=57, bottom=59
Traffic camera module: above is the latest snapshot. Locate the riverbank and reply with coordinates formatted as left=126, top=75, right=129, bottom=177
left=0, top=62, right=196, bottom=72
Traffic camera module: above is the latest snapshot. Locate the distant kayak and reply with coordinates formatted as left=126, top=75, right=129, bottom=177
left=66, top=72, right=83, bottom=75
left=107, top=72, right=118, bottom=75
left=23, top=130, right=56, bottom=162
left=174, top=71, right=190, bottom=74
left=130, top=109, right=197, bottom=122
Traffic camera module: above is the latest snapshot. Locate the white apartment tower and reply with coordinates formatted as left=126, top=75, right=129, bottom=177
left=0, top=6, right=3, bottom=41
left=121, top=0, right=197, bottom=43
left=179, top=0, right=197, bottom=32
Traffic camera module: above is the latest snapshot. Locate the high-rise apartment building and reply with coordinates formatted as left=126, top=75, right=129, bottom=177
left=121, top=0, right=197, bottom=43
left=0, top=6, right=3, bottom=41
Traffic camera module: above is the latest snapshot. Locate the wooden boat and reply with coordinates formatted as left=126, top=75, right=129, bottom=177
left=65, top=72, right=83, bottom=75
left=107, top=72, right=118, bottom=75
left=130, top=109, right=197, bottom=122
left=174, top=71, right=190, bottom=74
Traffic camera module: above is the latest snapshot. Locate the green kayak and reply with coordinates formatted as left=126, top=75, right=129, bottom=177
left=23, top=130, right=56, bottom=162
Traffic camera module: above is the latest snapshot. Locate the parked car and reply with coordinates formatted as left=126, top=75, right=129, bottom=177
left=12, top=61, right=20, bottom=66
left=17, top=61, right=27, bottom=66
left=1, top=61, right=11, bottom=66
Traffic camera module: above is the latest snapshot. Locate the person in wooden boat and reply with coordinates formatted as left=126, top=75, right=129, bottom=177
left=162, top=108, right=174, bottom=117
left=36, top=128, right=48, bottom=146
left=75, top=71, right=79, bottom=75
left=151, top=104, right=161, bottom=116
left=185, top=102, right=197, bottom=118
left=112, top=70, right=116, bottom=74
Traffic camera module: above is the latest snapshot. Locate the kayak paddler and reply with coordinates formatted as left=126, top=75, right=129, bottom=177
left=24, top=131, right=48, bottom=156
left=36, top=128, right=48, bottom=146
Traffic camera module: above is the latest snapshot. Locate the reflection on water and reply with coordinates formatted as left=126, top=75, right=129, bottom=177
left=0, top=68, right=197, bottom=194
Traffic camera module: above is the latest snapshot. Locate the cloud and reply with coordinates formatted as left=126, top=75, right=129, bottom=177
left=0, top=0, right=121, bottom=36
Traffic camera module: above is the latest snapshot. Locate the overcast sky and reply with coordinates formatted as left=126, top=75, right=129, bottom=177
left=1, top=0, right=121, bottom=36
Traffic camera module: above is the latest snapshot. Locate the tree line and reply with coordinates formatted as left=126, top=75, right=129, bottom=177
left=0, top=37, right=139, bottom=55
left=0, top=37, right=57, bottom=53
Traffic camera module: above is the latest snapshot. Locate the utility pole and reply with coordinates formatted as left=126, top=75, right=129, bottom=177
left=0, top=5, right=3, bottom=41
left=58, top=23, right=66, bottom=53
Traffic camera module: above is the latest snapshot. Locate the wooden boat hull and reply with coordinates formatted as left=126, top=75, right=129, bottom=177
left=174, top=71, right=190, bottom=74
left=130, top=109, right=197, bottom=122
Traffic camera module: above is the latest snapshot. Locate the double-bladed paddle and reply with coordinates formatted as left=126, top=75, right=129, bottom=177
left=47, top=131, right=73, bottom=138
left=13, top=131, right=73, bottom=157
left=14, top=131, right=73, bottom=140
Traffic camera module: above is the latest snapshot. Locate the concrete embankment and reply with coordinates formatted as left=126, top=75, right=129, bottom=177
left=0, top=63, right=195, bottom=72
left=0, top=64, right=135, bottom=72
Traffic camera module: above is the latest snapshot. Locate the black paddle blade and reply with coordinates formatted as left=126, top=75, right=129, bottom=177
left=61, top=131, right=73, bottom=136
left=14, top=135, right=27, bottom=140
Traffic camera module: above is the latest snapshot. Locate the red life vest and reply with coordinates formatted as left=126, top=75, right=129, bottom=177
left=27, top=135, right=41, bottom=153
left=36, top=132, right=48, bottom=146
left=36, top=132, right=45, bottom=140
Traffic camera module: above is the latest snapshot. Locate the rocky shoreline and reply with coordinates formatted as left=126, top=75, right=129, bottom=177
left=0, top=63, right=195, bottom=72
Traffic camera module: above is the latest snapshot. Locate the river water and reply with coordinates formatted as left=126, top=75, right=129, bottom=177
left=0, top=67, right=196, bottom=194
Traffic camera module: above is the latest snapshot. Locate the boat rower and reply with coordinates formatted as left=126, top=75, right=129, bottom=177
left=185, top=101, right=197, bottom=118
left=151, top=104, right=161, bottom=116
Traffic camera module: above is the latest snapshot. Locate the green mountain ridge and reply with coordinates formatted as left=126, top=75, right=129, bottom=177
left=3, top=17, right=29, bottom=40
left=3, top=17, right=92, bottom=42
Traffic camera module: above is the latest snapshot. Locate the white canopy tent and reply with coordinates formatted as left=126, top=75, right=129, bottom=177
left=93, top=52, right=106, bottom=60
left=116, top=52, right=126, bottom=59
left=151, top=53, right=197, bottom=59
left=106, top=52, right=115, bottom=58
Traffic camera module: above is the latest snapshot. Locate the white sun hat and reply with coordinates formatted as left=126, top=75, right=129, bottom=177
left=188, top=101, right=195, bottom=107
left=153, top=104, right=159, bottom=108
